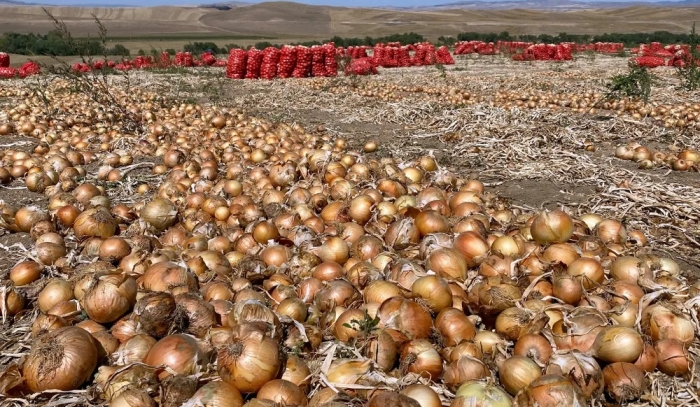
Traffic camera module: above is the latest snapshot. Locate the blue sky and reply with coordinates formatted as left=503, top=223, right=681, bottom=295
left=29, top=0, right=660, bottom=5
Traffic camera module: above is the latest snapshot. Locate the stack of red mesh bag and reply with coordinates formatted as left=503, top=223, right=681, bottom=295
left=261, top=47, right=281, bottom=79
left=311, top=46, right=327, bottom=77
left=133, top=56, right=153, bottom=69
left=435, top=46, right=454, bottom=64
left=345, top=58, right=377, bottom=75
left=640, top=42, right=674, bottom=58
left=174, top=52, right=194, bottom=67
left=245, top=48, right=263, bottom=79
left=372, top=45, right=387, bottom=66
left=323, top=43, right=338, bottom=76
left=293, top=46, right=312, bottom=78
left=72, top=63, right=91, bottom=73
left=397, top=47, right=411, bottom=67
left=278, top=46, right=297, bottom=78
left=201, top=52, right=217, bottom=66
left=159, top=52, right=171, bottom=68
left=226, top=49, right=247, bottom=79
left=0, top=53, right=16, bottom=78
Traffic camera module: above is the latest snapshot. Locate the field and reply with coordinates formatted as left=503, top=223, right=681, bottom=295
left=1, top=2, right=700, bottom=39
left=1, top=43, right=700, bottom=407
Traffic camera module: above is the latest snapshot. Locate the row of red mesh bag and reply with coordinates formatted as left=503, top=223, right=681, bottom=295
left=369, top=44, right=454, bottom=67
left=69, top=52, right=226, bottom=73
left=226, top=44, right=339, bottom=79
left=455, top=41, right=624, bottom=56
left=628, top=43, right=700, bottom=68
left=0, top=61, right=40, bottom=79
left=512, top=44, right=574, bottom=61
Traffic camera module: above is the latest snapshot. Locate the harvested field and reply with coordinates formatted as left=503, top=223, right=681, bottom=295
left=1, top=51, right=699, bottom=407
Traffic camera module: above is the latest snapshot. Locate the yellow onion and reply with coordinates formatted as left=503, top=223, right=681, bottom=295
left=218, top=328, right=281, bottom=393
left=450, top=381, right=511, bottom=407
left=144, top=334, right=209, bottom=379
left=530, top=209, right=574, bottom=244
left=499, top=355, right=542, bottom=395
left=591, top=326, right=643, bottom=363
left=22, top=327, right=98, bottom=392
left=141, top=198, right=178, bottom=232
left=73, top=207, right=117, bottom=238
left=82, top=273, right=137, bottom=323
left=602, top=362, right=647, bottom=403
left=514, top=374, right=586, bottom=407
left=401, top=384, right=441, bottom=407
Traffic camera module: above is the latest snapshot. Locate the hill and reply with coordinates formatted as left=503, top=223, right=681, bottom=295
left=0, top=1, right=698, bottom=39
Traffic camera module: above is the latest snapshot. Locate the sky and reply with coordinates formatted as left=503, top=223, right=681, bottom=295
left=25, top=0, right=662, bottom=6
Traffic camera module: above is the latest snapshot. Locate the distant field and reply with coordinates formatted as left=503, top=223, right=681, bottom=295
left=0, top=2, right=699, bottom=41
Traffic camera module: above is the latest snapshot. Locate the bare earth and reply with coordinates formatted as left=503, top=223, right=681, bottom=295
left=1, top=1, right=699, bottom=41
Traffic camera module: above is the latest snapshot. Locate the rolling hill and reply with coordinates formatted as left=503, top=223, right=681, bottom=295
left=0, top=1, right=698, bottom=39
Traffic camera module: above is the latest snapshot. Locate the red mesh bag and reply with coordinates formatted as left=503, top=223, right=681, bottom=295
left=311, top=46, right=327, bottom=77
left=261, top=47, right=280, bottom=79
left=245, top=48, right=263, bottom=79
left=0, top=67, right=17, bottom=78
left=436, top=46, right=454, bottom=64
left=107, top=61, right=116, bottom=68
left=19, top=61, right=40, bottom=78
left=0, top=53, right=9, bottom=68
left=115, top=62, right=132, bottom=71
left=633, top=56, right=667, bottom=68
left=292, top=46, right=312, bottom=78
left=226, top=49, right=248, bottom=79
left=159, top=52, right=171, bottom=67
left=324, top=43, right=338, bottom=77
left=398, top=47, right=411, bottom=67
left=345, top=58, right=377, bottom=76
left=92, top=60, right=106, bottom=70
left=201, top=52, right=217, bottom=66
left=133, top=56, right=152, bottom=69
left=174, top=52, right=194, bottom=67
left=213, top=60, right=227, bottom=67
left=278, top=46, right=297, bottom=78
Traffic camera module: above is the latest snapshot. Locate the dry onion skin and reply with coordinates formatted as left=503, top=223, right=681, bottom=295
left=0, top=75, right=697, bottom=407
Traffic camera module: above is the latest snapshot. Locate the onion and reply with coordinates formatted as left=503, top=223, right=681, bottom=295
left=499, top=355, right=542, bottom=395
left=435, top=308, right=476, bottom=346
left=73, top=207, right=117, bottom=239
left=111, top=389, right=156, bottom=407
left=591, top=326, right=643, bottom=363
left=450, top=381, right=511, bottom=407
left=144, top=334, right=208, bottom=378
left=453, top=232, right=489, bottom=267
left=9, top=260, right=43, bottom=286
left=547, top=351, right=603, bottom=398
left=22, top=327, right=98, bottom=392
left=218, top=328, right=281, bottom=393
left=367, top=392, right=420, bottom=407
left=256, top=379, right=307, bottom=406
left=530, top=209, right=574, bottom=244
left=400, top=339, right=443, bottom=379
left=513, top=334, right=552, bottom=364
left=609, top=256, right=651, bottom=283
left=38, top=279, right=74, bottom=313
left=133, top=292, right=177, bottom=338
left=377, top=297, right=433, bottom=339
left=411, top=275, right=453, bottom=313
left=141, top=198, right=178, bottom=232
left=602, top=362, right=647, bottom=402
left=566, top=257, right=604, bottom=289
left=514, top=374, right=586, bottom=407
left=426, top=248, right=467, bottom=282
left=82, top=273, right=137, bottom=323
left=655, top=339, right=692, bottom=376
left=443, top=356, right=490, bottom=390
left=401, top=384, right=441, bottom=407
left=647, top=308, right=695, bottom=347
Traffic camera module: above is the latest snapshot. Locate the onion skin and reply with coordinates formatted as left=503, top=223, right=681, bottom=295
left=22, top=327, right=98, bottom=392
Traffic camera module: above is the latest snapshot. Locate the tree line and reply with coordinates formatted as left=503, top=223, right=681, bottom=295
left=2, top=30, right=698, bottom=57
left=0, top=31, right=130, bottom=56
